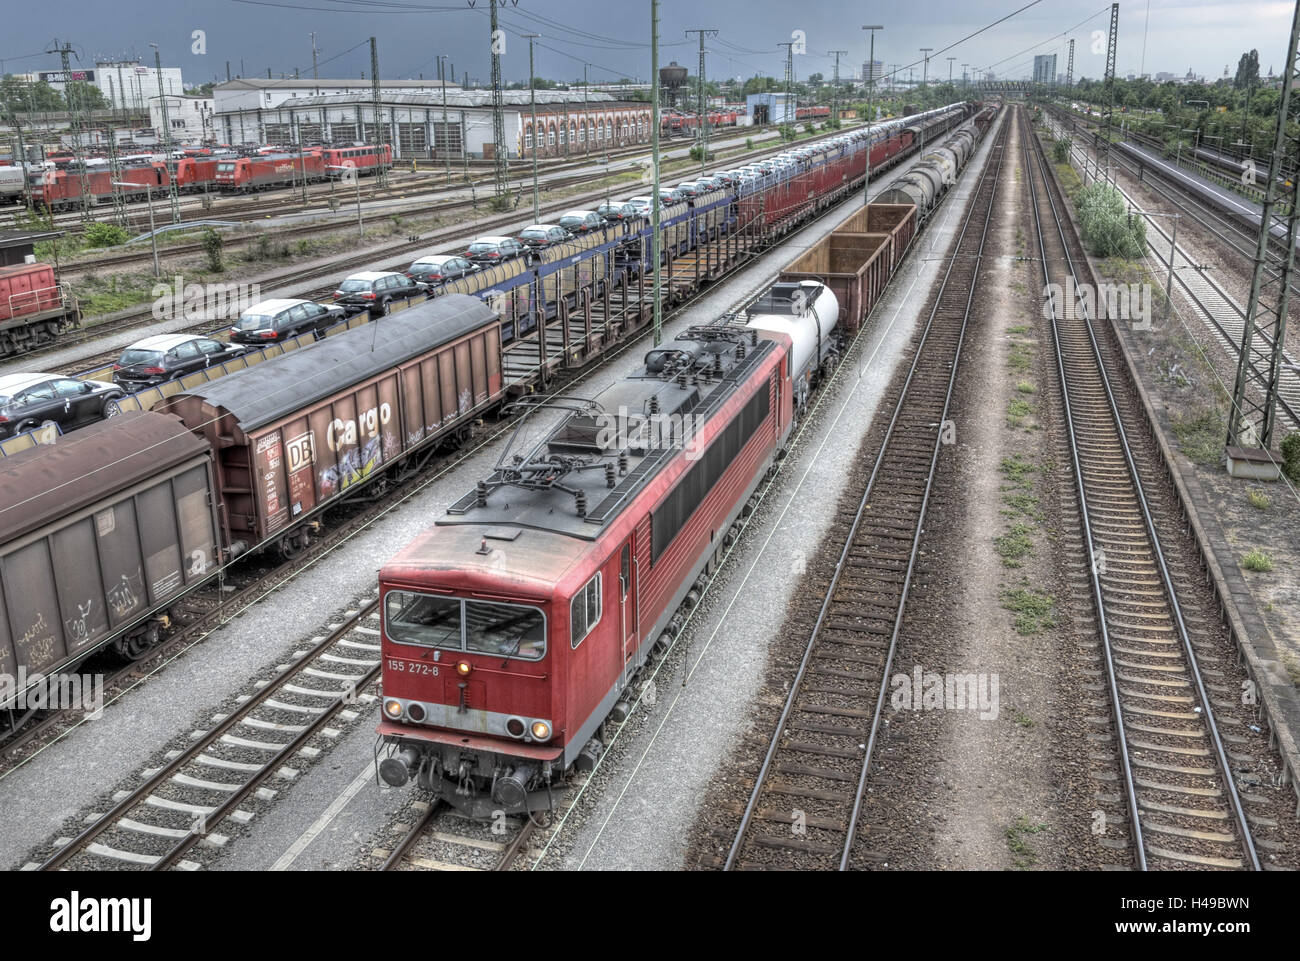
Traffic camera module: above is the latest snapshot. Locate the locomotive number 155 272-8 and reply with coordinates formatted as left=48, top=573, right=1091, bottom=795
left=387, top=659, right=439, bottom=676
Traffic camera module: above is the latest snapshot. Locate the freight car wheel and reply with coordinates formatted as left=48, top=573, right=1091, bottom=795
left=114, top=623, right=160, bottom=661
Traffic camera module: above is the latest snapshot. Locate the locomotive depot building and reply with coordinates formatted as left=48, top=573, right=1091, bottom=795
left=214, top=78, right=652, bottom=161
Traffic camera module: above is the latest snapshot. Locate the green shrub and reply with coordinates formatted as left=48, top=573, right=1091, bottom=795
left=201, top=227, right=224, bottom=272
left=84, top=221, right=128, bottom=248
left=1075, top=182, right=1146, bottom=258
left=745, top=138, right=755, bottom=150
left=1282, top=432, right=1300, bottom=484
left=1052, top=138, right=1071, bottom=163
left=1242, top=550, right=1273, bottom=573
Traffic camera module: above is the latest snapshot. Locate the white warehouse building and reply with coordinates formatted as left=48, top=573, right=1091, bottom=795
left=148, top=94, right=216, bottom=143
left=213, top=78, right=651, bottom=159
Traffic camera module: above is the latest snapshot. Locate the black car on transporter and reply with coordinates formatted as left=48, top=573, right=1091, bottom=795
left=229, top=298, right=345, bottom=345
left=0, top=372, right=123, bottom=439
left=332, top=271, right=430, bottom=317
left=112, top=334, right=248, bottom=392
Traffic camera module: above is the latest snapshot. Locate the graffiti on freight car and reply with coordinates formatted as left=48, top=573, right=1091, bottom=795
left=325, top=404, right=392, bottom=453
left=108, top=572, right=142, bottom=618
left=65, top=600, right=95, bottom=648
left=16, top=612, right=56, bottom=670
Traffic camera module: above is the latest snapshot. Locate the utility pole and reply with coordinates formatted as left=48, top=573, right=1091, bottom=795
left=49, top=39, right=95, bottom=220
left=830, top=50, right=848, bottom=127
left=369, top=36, right=388, bottom=186
left=1096, top=3, right=1119, bottom=185
left=962, top=63, right=969, bottom=89
left=651, top=0, right=663, bottom=347
left=106, top=121, right=127, bottom=226
left=1226, top=0, right=1300, bottom=470
left=437, top=55, right=451, bottom=185
left=482, top=0, right=510, bottom=205
left=1066, top=39, right=1075, bottom=89
left=583, top=63, right=590, bottom=157
left=920, top=47, right=932, bottom=105
left=310, top=32, right=319, bottom=85
left=862, top=25, right=883, bottom=204
left=686, top=29, right=718, bottom=176
left=523, top=33, right=541, bottom=221
left=778, top=42, right=795, bottom=138
left=151, top=43, right=181, bottom=224
left=947, top=56, right=955, bottom=87
left=8, top=101, right=29, bottom=210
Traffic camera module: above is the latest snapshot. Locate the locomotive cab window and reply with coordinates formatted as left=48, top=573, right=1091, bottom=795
left=385, top=591, right=461, bottom=649
left=570, top=573, right=602, bottom=648
left=385, top=591, right=546, bottom=661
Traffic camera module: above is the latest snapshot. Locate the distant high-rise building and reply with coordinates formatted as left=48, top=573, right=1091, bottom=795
left=861, top=60, right=884, bottom=84
left=1033, top=54, right=1057, bottom=85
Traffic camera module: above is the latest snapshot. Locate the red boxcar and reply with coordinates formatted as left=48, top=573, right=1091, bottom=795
left=376, top=324, right=795, bottom=815
left=157, top=294, right=501, bottom=557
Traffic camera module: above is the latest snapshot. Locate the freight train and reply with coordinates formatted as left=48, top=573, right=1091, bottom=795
left=375, top=104, right=1001, bottom=815
left=0, top=103, right=994, bottom=713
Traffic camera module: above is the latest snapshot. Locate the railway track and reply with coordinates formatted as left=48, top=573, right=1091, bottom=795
left=1037, top=111, right=1300, bottom=432
left=718, top=115, right=1010, bottom=871
left=1022, top=108, right=1285, bottom=870
left=32, top=599, right=383, bottom=870
left=378, top=801, right=535, bottom=871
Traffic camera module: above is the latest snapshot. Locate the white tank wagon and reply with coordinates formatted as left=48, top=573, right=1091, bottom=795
left=737, top=281, right=841, bottom=410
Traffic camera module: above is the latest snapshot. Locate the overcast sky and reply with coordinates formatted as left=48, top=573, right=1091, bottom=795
left=3, top=0, right=1294, bottom=88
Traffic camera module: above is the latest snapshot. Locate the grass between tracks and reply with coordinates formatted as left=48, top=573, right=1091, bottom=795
left=1005, top=815, right=1049, bottom=869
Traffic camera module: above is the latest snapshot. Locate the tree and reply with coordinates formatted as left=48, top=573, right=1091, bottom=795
left=64, top=80, right=108, bottom=111
left=0, top=74, right=64, bottom=114
left=1234, top=50, right=1260, bottom=90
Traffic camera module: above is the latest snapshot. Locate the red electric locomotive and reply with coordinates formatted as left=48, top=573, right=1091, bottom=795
left=320, top=144, right=393, bottom=178
left=377, top=323, right=795, bottom=815
left=214, top=151, right=326, bottom=192
left=28, top=163, right=168, bottom=211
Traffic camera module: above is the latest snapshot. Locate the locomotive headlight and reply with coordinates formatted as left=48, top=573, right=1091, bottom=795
left=383, top=698, right=403, bottom=719
left=456, top=660, right=472, bottom=676
left=530, top=720, right=552, bottom=741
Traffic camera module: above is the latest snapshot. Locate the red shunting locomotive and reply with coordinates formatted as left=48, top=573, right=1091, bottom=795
left=376, top=322, right=797, bottom=815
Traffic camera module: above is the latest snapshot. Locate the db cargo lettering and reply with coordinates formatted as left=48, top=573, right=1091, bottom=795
left=327, top=404, right=392, bottom=453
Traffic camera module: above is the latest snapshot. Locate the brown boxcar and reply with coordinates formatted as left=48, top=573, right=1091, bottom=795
left=157, top=294, right=502, bottom=556
left=779, top=203, right=917, bottom=330
left=0, top=411, right=219, bottom=686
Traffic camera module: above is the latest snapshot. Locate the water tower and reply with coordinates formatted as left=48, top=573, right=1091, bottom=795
left=660, top=61, right=688, bottom=107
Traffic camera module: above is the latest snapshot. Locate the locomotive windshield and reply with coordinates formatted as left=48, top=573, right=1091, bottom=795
left=216, top=162, right=236, bottom=172
left=385, top=591, right=545, bottom=661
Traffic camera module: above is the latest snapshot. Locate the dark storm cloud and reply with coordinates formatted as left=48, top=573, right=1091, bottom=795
left=2, top=1, right=1291, bottom=87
